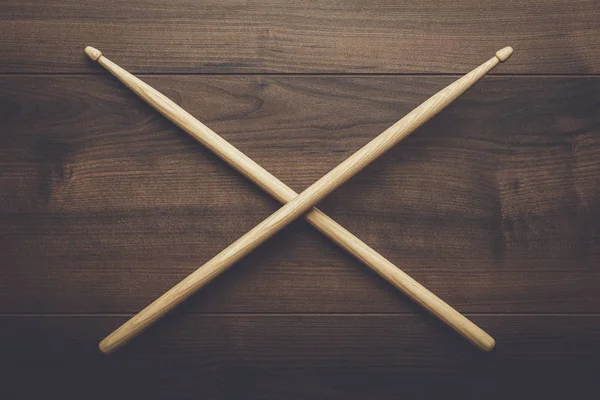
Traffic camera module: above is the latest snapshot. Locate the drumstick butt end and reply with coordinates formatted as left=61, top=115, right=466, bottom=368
left=495, top=46, right=513, bottom=63
left=480, top=336, right=496, bottom=352
left=98, top=337, right=115, bottom=354
left=85, top=46, right=102, bottom=61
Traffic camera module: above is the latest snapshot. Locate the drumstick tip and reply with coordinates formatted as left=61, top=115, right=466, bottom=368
left=84, top=46, right=102, bottom=61
left=495, top=46, right=513, bottom=63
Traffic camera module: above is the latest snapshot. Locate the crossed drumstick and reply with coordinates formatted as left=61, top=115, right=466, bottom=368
left=85, top=46, right=513, bottom=353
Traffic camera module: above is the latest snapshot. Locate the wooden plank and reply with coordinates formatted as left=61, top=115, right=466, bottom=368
left=2, top=315, right=599, bottom=399
left=0, top=0, right=599, bottom=74
left=1, top=76, right=599, bottom=313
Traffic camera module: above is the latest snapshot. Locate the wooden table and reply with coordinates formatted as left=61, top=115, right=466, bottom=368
left=1, top=1, right=599, bottom=399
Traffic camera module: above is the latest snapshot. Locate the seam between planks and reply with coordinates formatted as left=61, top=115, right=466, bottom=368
left=1, top=73, right=600, bottom=78
left=1, top=313, right=599, bottom=317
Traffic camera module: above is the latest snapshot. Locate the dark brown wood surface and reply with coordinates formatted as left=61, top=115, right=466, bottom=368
left=1, top=0, right=600, bottom=73
left=1, top=2, right=599, bottom=399
left=3, top=315, right=600, bottom=399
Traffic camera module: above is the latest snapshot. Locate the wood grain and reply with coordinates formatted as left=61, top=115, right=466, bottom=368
left=0, top=0, right=599, bottom=74
left=2, top=315, right=599, bottom=399
left=2, top=0, right=599, bottom=396
left=1, top=75, right=598, bottom=314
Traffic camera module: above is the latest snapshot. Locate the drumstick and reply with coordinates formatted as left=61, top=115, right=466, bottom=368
left=88, top=46, right=513, bottom=353
left=86, top=46, right=510, bottom=353
left=87, top=47, right=509, bottom=353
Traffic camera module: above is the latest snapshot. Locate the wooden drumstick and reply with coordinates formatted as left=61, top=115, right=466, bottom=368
left=88, top=46, right=513, bottom=353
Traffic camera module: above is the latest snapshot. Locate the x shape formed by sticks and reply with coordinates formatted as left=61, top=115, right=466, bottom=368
left=85, top=46, right=513, bottom=354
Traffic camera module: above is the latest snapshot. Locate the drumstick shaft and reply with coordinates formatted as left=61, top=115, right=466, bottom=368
left=88, top=46, right=512, bottom=353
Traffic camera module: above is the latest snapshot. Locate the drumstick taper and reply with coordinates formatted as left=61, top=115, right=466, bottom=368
left=88, top=46, right=513, bottom=353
